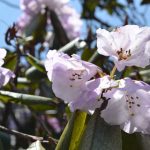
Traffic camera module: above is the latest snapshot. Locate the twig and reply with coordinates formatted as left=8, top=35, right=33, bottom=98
left=58, top=37, right=79, bottom=52
left=31, top=111, right=51, bottom=135
left=0, top=125, right=49, bottom=143
left=31, top=110, right=58, bottom=145
left=13, top=44, right=21, bottom=86
left=93, top=16, right=110, bottom=27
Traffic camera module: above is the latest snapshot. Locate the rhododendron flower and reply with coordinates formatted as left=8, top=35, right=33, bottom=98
left=20, top=0, right=42, bottom=15
left=45, top=50, right=100, bottom=102
left=17, top=0, right=82, bottom=39
left=0, top=49, right=15, bottom=87
left=97, top=25, right=150, bottom=71
left=101, top=78, right=150, bottom=134
left=69, top=76, right=118, bottom=113
left=57, top=4, right=82, bottom=39
left=0, top=48, right=6, bottom=66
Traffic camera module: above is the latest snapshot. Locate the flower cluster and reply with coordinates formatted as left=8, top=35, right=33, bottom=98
left=45, top=25, right=150, bottom=134
left=17, top=0, right=82, bottom=39
left=0, top=49, right=15, bottom=88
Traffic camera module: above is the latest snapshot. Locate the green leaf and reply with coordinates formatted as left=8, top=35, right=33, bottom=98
left=139, top=134, right=150, bottom=150
left=129, top=69, right=150, bottom=82
left=26, top=54, right=45, bottom=73
left=3, top=53, right=17, bottom=71
left=88, top=51, right=99, bottom=63
left=39, top=80, right=55, bottom=98
left=88, top=51, right=106, bottom=68
left=0, top=90, right=56, bottom=110
left=82, top=0, right=99, bottom=18
left=25, top=66, right=47, bottom=81
left=122, top=132, right=150, bottom=150
left=79, top=109, right=122, bottom=150
left=69, top=111, right=87, bottom=150
left=81, top=48, right=94, bottom=61
left=16, top=77, right=32, bottom=89
left=50, top=10, right=70, bottom=48
left=0, top=140, right=4, bottom=150
left=56, top=111, right=87, bottom=150
left=25, top=13, right=47, bottom=43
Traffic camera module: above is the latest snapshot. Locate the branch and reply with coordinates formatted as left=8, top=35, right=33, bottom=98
left=30, top=110, right=58, bottom=145
left=93, top=16, right=110, bottom=27
left=0, top=125, right=49, bottom=143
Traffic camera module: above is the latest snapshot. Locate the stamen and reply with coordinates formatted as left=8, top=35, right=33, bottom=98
left=70, top=78, right=75, bottom=81
left=117, top=48, right=132, bottom=60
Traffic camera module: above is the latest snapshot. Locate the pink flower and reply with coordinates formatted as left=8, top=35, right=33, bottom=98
left=101, top=78, right=150, bottom=134
left=17, top=0, right=82, bottom=39
left=20, top=0, right=42, bottom=15
left=0, top=48, right=6, bottom=66
left=0, top=49, right=15, bottom=87
left=69, top=76, right=118, bottom=113
left=97, top=25, right=150, bottom=71
left=57, top=5, right=82, bottom=39
left=45, top=50, right=100, bottom=103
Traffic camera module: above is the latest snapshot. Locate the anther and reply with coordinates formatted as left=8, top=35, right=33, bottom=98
left=137, top=104, right=140, bottom=107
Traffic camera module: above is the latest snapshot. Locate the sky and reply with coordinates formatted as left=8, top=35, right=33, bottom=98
left=0, top=0, right=20, bottom=47
left=0, top=0, right=150, bottom=48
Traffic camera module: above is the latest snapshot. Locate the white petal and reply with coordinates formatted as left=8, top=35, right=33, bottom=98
left=101, top=99, right=129, bottom=125
left=97, top=29, right=115, bottom=56
left=0, top=67, right=15, bottom=87
left=0, top=48, right=7, bottom=59
left=101, top=90, right=129, bottom=125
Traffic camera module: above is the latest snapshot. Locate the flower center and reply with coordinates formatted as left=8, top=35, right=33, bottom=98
left=125, top=94, right=141, bottom=116
left=117, top=48, right=131, bottom=61
left=70, top=72, right=83, bottom=81
left=69, top=70, right=85, bottom=87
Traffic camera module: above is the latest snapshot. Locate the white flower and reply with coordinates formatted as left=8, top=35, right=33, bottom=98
left=0, top=49, right=15, bottom=87
left=97, top=25, right=150, bottom=71
left=44, top=0, right=69, bottom=10
left=101, top=78, right=150, bottom=134
left=17, top=0, right=82, bottom=39
left=0, top=67, right=15, bottom=87
left=45, top=50, right=100, bottom=102
left=0, top=48, right=7, bottom=66
left=57, top=4, right=82, bottom=39
left=69, top=75, right=118, bottom=113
